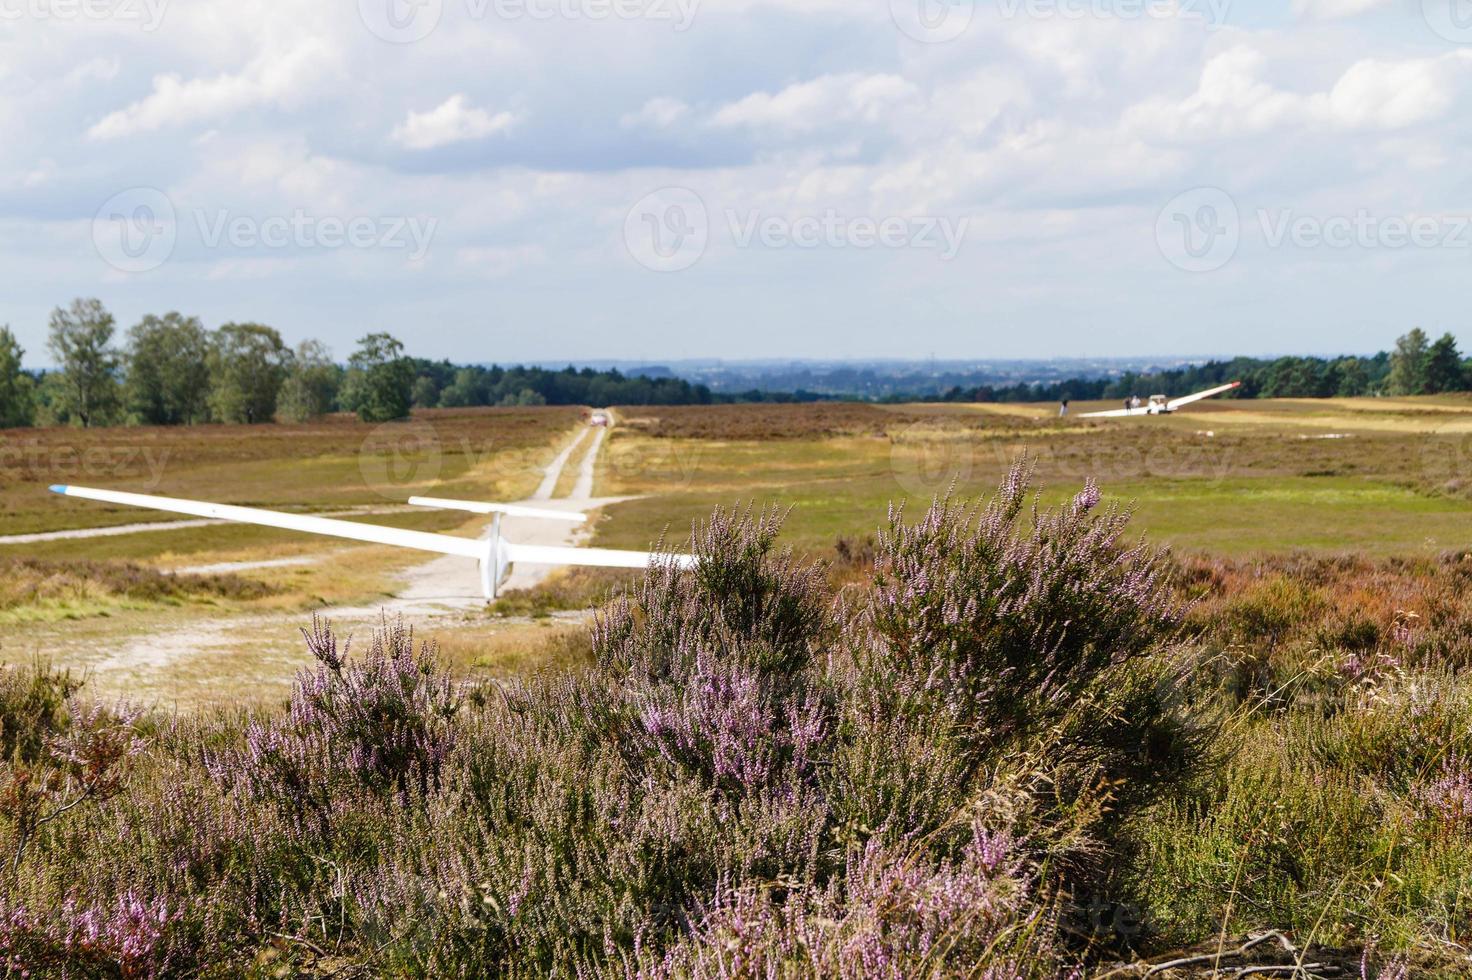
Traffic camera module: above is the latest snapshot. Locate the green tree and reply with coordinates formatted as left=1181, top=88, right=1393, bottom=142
left=208, top=323, right=289, bottom=424
left=124, top=313, right=212, bottom=425
left=277, top=340, right=342, bottom=423
left=438, top=367, right=486, bottom=408
left=411, top=375, right=441, bottom=409
left=1329, top=357, right=1368, bottom=397
left=46, top=298, right=120, bottom=427
left=347, top=333, right=414, bottom=423
left=1387, top=328, right=1432, bottom=395
left=0, top=326, right=35, bottom=428
left=1425, top=332, right=1466, bottom=394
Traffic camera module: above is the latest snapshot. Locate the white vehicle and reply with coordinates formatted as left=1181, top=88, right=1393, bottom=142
left=1080, top=381, right=1242, bottom=418
left=589, top=413, right=610, bottom=427
left=48, top=485, right=696, bottom=600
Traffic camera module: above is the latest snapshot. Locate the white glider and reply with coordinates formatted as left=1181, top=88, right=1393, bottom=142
left=1080, top=381, right=1242, bottom=418
left=48, top=485, right=696, bottom=600
left=408, top=497, right=588, bottom=523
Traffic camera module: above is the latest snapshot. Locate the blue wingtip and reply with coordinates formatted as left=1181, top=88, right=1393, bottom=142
left=49, top=485, right=68, bottom=495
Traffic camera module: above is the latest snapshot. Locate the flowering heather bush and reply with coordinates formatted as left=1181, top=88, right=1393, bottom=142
left=0, top=889, right=181, bottom=978
left=830, top=460, right=1200, bottom=885
left=857, top=461, right=1182, bottom=733
left=208, top=615, right=459, bottom=833
left=30, top=462, right=1470, bottom=974
left=642, top=822, right=1054, bottom=979
left=1413, top=761, right=1472, bottom=838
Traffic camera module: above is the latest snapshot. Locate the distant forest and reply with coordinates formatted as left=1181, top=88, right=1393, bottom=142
left=0, top=298, right=1465, bottom=431
left=0, top=298, right=717, bottom=430
left=905, top=329, right=1468, bottom=405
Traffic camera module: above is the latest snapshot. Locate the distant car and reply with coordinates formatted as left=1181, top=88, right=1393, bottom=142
left=589, top=413, right=610, bottom=427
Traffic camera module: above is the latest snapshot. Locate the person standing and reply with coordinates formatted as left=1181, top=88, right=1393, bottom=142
left=1059, top=399, right=1070, bottom=417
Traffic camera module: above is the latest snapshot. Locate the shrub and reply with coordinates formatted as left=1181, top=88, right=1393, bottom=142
left=0, top=464, right=1189, bottom=976
left=830, top=460, right=1201, bottom=886
left=207, top=615, right=459, bottom=836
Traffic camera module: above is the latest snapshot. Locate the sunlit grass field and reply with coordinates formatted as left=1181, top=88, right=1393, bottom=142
left=4, top=396, right=1472, bottom=706
left=594, top=397, right=1472, bottom=558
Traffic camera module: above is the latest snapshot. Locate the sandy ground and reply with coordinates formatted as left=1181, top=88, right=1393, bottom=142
left=36, top=416, right=623, bottom=703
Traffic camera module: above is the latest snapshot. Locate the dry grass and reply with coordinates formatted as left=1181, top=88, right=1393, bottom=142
left=0, top=558, right=276, bottom=623
left=0, top=406, right=583, bottom=537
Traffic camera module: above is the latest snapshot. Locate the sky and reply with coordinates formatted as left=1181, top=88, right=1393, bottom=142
left=2, top=0, right=1471, bottom=365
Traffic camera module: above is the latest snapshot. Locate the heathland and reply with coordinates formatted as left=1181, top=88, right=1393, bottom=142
left=2, top=398, right=1472, bottom=974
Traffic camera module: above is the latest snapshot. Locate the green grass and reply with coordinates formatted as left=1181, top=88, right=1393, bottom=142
left=592, top=402, right=1472, bottom=560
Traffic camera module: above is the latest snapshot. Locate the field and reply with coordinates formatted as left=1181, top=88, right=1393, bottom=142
left=596, top=397, right=1472, bottom=557
left=4, top=398, right=1472, bottom=974
left=5, top=397, right=1472, bottom=701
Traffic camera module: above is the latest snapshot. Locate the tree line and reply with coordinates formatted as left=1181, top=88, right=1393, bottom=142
left=915, top=330, right=1469, bottom=405
left=0, top=298, right=713, bottom=429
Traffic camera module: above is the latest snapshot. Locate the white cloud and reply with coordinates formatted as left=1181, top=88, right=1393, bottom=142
left=1123, top=47, right=1472, bottom=142
left=391, top=94, right=518, bottom=151
left=3, top=0, right=1472, bottom=360
left=1322, top=55, right=1468, bottom=129
left=710, top=73, right=920, bottom=133
left=88, top=40, right=338, bottom=140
